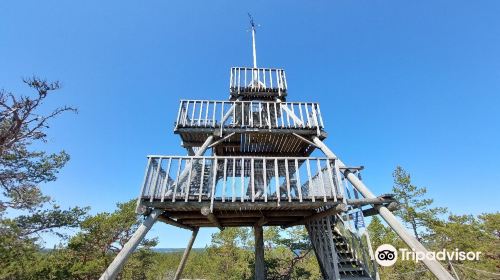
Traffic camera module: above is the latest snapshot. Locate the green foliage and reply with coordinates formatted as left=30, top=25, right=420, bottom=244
left=392, top=166, right=447, bottom=241
left=0, top=78, right=87, bottom=280
left=366, top=166, right=500, bottom=279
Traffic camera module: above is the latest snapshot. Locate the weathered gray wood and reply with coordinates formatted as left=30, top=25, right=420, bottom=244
left=201, top=206, right=224, bottom=230
left=282, top=203, right=347, bottom=228
left=173, top=228, right=199, bottom=280
left=168, top=210, right=314, bottom=219
left=254, top=225, right=265, bottom=280
left=99, top=209, right=162, bottom=280
left=157, top=215, right=194, bottom=231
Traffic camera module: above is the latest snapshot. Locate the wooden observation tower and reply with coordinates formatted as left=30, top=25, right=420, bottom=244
left=100, top=16, right=456, bottom=280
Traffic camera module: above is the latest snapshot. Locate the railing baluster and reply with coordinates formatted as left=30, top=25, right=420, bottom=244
left=198, top=158, right=206, bottom=202
left=172, top=158, right=182, bottom=202
left=232, top=101, right=236, bottom=127
left=316, top=159, right=327, bottom=202
left=232, top=159, right=236, bottom=202
left=210, top=158, right=218, bottom=212
left=269, top=69, right=273, bottom=88
left=285, top=104, right=291, bottom=127
left=273, top=103, right=278, bottom=128
left=240, top=158, right=245, bottom=202
left=262, top=68, right=266, bottom=87
left=137, top=157, right=152, bottom=209
left=204, top=101, right=209, bottom=127
left=298, top=103, right=305, bottom=128
left=220, top=101, right=225, bottom=135
left=266, top=102, right=271, bottom=128
left=160, top=158, right=172, bottom=202
left=184, top=158, right=193, bottom=202
left=304, top=104, right=311, bottom=128
left=259, top=102, right=262, bottom=127
left=306, top=159, right=314, bottom=202
left=282, top=69, right=288, bottom=89
left=198, top=100, right=203, bottom=126
left=249, top=101, right=253, bottom=127
left=241, top=101, right=245, bottom=126
left=190, top=101, right=196, bottom=126
left=175, top=102, right=182, bottom=130
left=263, top=159, right=267, bottom=202
left=285, top=159, right=291, bottom=202
left=150, top=158, right=162, bottom=202
left=238, top=67, right=241, bottom=93
left=279, top=103, right=284, bottom=127
left=316, top=103, right=325, bottom=128
left=212, top=101, right=216, bottom=127
left=230, top=68, right=233, bottom=89
left=274, top=158, right=280, bottom=205
left=222, top=158, right=227, bottom=202
left=295, top=159, right=303, bottom=202
left=243, top=67, right=246, bottom=89
left=251, top=158, right=255, bottom=202
left=311, top=104, right=320, bottom=136
left=183, top=101, right=189, bottom=126
left=334, top=160, right=346, bottom=201
left=326, top=159, right=337, bottom=201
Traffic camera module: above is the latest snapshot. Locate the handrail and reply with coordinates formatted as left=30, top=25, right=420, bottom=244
left=229, top=67, right=287, bottom=96
left=137, top=156, right=346, bottom=208
left=175, top=100, right=324, bottom=134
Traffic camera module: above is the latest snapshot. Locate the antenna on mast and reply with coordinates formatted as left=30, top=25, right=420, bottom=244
left=248, top=13, right=258, bottom=68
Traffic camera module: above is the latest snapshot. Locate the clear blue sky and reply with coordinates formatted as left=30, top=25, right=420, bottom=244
left=1, top=1, right=499, bottom=248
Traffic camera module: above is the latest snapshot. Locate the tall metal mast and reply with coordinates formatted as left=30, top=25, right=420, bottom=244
left=249, top=13, right=258, bottom=68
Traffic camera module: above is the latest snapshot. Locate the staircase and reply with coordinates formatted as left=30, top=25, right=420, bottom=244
left=306, top=214, right=375, bottom=280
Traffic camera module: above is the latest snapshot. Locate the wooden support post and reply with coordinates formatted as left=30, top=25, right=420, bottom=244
left=254, top=225, right=265, bottom=280
left=173, top=227, right=199, bottom=280
left=312, top=136, right=455, bottom=280
left=201, top=206, right=224, bottom=230
left=99, top=209, right=162, bottom=280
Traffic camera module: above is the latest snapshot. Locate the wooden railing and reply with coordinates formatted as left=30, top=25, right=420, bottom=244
left=229, top=67, right=287, bottom=96
left=137, top=156, right=348, bottom=208
left=175, top=100, right=324, bottom=135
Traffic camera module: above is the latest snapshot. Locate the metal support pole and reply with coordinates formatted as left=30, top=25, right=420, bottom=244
left=312, top=136, right=455, bottom=280
left=254, top=225, right=265, bottom=280
left=173, top=227, right=199, bottom=280
left=99, top=209, right=162, bottom=280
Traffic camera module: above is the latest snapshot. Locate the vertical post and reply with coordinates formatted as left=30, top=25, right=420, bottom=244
left=254, top=225, right=265, bottom=280
left=99, top=209, right=162, bottom=280
left=173, top=228, right=199, bottom=280
left=312, top=136, right=455, bottom=280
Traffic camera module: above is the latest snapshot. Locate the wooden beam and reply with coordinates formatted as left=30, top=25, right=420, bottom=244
left=158, top=215, right=194, bottom=231
left=282, top=203, right=347, bottom=228
left=144, top=200, right=341, bottom=211
left=168, top=210, right=314, bottom=219
left=209, top=132, right=236, bottom=147
left=254, top=216, right=268, bottom=227
left=292, top=133, right=318, bottom=148
left=201, top=206, right=224, bottom=230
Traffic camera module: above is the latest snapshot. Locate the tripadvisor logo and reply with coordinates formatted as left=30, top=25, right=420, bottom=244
left=375, top=244, right=481, bottom=267
left=375, top=244, right=398, bottom=267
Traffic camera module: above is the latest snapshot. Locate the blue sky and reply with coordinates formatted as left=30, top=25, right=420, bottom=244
left=1, top=1, right=499, bottom=248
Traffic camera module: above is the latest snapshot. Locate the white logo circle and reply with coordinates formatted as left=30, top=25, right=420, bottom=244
left=375, top=244, right=398, bottom=267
